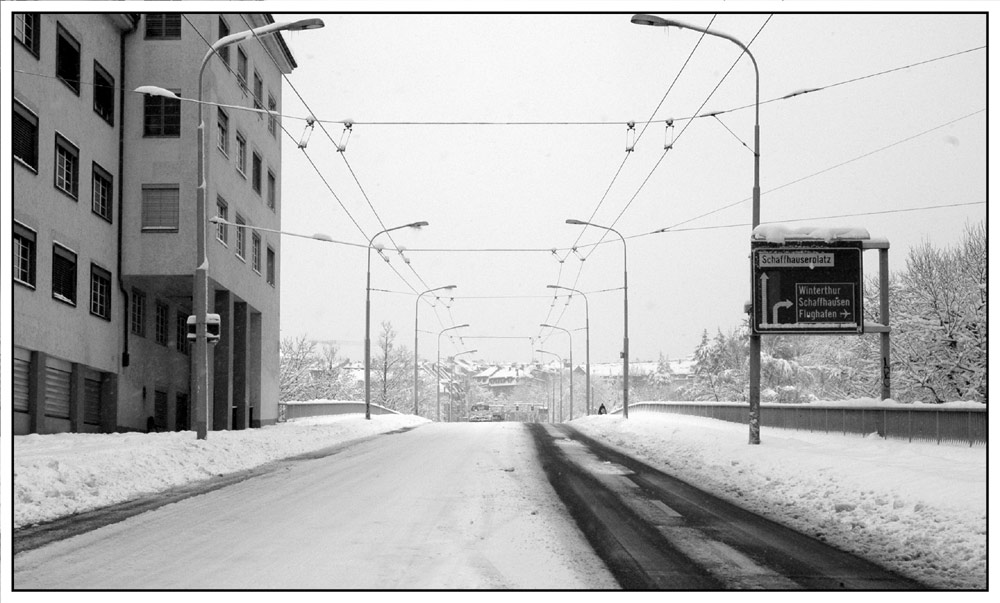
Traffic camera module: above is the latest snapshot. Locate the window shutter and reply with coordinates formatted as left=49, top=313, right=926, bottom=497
left=13, top=110, right=37, bottom=168
left=142, top=187, right=179, bottom=231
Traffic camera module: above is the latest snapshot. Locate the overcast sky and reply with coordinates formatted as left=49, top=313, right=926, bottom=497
left=268, top=7, right=986, bottom=365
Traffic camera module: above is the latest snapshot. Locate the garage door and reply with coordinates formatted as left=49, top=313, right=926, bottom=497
left=13, top=348, right=30, bottom=413
left=44, top=358, right=72, bottom=419
left=84, top=378, right=102, bottom=426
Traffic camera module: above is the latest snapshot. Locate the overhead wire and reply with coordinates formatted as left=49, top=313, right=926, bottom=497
left=166, top=16, right=984, bottom=357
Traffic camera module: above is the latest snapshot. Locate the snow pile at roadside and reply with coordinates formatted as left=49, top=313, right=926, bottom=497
left=13, top=414, right=428, bottom=529
left=570, top=412, right=986, bottom=590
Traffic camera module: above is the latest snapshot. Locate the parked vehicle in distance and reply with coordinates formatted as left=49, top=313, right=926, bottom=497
left=469, top=403, right=492, bottom=422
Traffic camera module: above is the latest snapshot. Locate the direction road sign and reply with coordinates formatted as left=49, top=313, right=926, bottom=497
left=751, top=241, right=864, bottom=335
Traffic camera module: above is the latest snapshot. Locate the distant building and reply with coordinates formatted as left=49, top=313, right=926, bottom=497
left=13, top=13, right=300, bottom=434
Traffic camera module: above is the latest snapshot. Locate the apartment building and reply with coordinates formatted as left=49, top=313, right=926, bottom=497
left=12, top=12, right=297, bottom=434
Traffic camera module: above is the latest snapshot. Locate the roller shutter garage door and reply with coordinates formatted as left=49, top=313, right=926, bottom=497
left=44, top=358, right=72, bottom=419
left=13, top=348, right=31, bottom=413
left=84, top=378, right=102, bottom=426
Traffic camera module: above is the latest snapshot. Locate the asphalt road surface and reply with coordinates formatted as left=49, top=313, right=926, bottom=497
left=14, top=421, right=926, bottom=590
left=13, top=422, right=616, bottom=589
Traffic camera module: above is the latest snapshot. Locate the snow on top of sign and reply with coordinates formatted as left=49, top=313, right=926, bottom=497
left=752, top=224, right=870, bottom=244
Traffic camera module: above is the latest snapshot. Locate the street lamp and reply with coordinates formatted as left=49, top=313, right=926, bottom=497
left=437, top=324, right=469, bottom=422
left=414, top=285, right=457, bottom=416
left=566, top=219, right=629, bottom=419
left=450, top=349, right=478, bottom=422
left=366, top=221, right=429, bottom=420
left=540, top=323, right=572, bottom=421
left=632, top=14, right=762, bottom=444
left=535, top=349, right=562, bottom=423
left=548, top=285, right=590, bottom=415
left=139, top=17, right=324, bottom=440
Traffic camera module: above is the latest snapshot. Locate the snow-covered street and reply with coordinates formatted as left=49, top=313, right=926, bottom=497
left=9, top=406, right=987, bottom=589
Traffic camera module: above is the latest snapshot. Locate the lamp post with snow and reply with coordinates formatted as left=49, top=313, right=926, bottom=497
left=137, top=18, right=324, bottom=440
left=566, top=219, right=629, bottom=419
left=366, top=221, right=429, bottom=420
left=414, top=285, right=457, bottom=416
left=631, top=13, right=761, bottom=443
left=449, top=349, right=478, bottom=421
left=535, top=349, right=563, bottom=423
left=437, top=324, right=469, bottom=422
left=547, top=285, right=590, bottom=415
left=540, top=323, right=573, bottom=421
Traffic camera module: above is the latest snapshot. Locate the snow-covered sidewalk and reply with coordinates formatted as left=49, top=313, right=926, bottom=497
left=571, top=412, right=986, bottom=590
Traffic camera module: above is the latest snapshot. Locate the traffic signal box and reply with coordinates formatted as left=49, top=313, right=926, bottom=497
left=751, top=240, right=864, bottom=335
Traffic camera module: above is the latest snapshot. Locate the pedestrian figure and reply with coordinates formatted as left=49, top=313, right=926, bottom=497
left=597, top=403, right=607, bottom=415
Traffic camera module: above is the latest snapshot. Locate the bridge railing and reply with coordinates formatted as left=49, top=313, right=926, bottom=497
left=616, top=401, right=986, bottom=446
left=278, top=400, right=400, bottom=422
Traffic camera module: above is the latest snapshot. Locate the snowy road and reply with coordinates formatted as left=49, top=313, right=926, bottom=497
left=13, top=422, right=617, bottom=589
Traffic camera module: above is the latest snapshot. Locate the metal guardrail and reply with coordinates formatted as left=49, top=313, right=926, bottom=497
left=619, top=401, right=986, bottom=446
left=278, top=401, right=400, bottom=422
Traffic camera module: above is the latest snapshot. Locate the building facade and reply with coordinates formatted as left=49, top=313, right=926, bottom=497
left=12, top=12, right=296, bottom=434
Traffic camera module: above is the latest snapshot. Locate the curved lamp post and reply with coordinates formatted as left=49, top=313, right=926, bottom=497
left=548, top=285, right=590, bottom=415
left=540, top=323, right=572, bottom=421
left=566, top=219, right=629, bottom=419
left=449, top=349, right=477, bottom=421
left=414, top=285, right=457, bottom=416
left=631, top=13, right=761, bottom=443
left=535, top=349, right=562, bottom=423
left=138, top=18, right=324, bottom=440
left=366, top=221, right=428, bottom=420
left=437, top=324, right=469, bottom=422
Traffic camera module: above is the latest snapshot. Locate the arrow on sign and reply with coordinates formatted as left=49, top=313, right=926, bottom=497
left=760, top=273, right=769, bottom=325
left=773, top=300, right=793, bottom=324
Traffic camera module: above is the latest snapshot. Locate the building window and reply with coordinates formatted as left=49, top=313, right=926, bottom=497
left=155, top=300, right=169, bottom=345
left=146, top=14, right=181, bottom=40
left=14, top=13, right=40, bottom=57
left=131, top=288, right=146, bottom=336
left=252, top=232, right=261, bottom=274
left=252, top=152, right=262, bottom=194
left=215, top=197, right=228, bottom=245
left=237, top=47, right=248, bottom=91
left=143, top=92, right=181, bottom=137
left=176, top=311, right=190, bottom=354
left=267, top=94, right=278, bottom=137
left=13, top=101, right=39, bottom=171
left=56, top=24, right=81, bottom=95
left=266, top=246, right=276, bottom=286
left=235, top=215, right=246, bottom=260
left=93, top=61, right=115, bottom=125
left=253, top=72, right=264, bottom=115
left=92, top=162, right=113, bottom=223
left=90, top=264, right=111, bottom=320
left=141, top=185, right=179, bottom=232
left=217, top=108, right=229, bottom=155
left=52, top=244, right=77, bottom=305
left=54, top=134, right=79, bottom=199
left=267, top=170, right=276, bottom=210
left=235, top=132, right=247, bottom=176
left=218, top=17, right=230, bottom=64
left=13, top=222, right=36, bottom=288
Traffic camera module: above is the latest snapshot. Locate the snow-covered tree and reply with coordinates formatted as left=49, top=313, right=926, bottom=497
left=372, top=321, right=413, bottom=412
left=279, top=336, right=317, bottom=402
left=889, top=221, right=986, bottom=403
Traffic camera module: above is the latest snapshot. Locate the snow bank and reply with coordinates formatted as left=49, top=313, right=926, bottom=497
left=570, top=412, right=986, bottom=589
left=13, top=414, right=428, bottom=529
